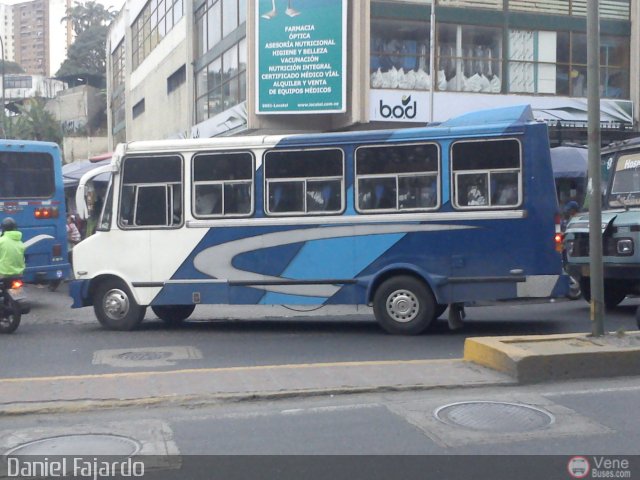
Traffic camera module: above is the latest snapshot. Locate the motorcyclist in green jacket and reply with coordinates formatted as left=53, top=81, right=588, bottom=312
left=0, top=217, right=26, bottom=277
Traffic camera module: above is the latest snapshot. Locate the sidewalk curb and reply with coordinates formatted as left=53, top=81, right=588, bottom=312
left=0, top=381, right=521, bottom=417
left=464, top=331, right=640, bottom=383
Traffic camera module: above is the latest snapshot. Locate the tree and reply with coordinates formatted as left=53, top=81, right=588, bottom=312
left=56, top=27, right=110, bottom=80
left=55, top=1, right=117, bottom=83
left=11, top=98, right=63, bottom=145
left=62, top=1, right=116, bottom=36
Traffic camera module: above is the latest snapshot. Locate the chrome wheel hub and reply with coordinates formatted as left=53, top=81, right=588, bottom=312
left=386, top=289, right=419, bottom=323
left=103, top=289, right=130, bottom=321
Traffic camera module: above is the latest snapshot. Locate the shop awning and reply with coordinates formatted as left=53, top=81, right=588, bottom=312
left=550, top=146, right=588, bottom=179
left=62, top=157, right=111, bottom=187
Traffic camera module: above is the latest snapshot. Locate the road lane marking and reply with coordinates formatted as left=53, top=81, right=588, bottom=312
left=0, top=358, right=461, bottom=384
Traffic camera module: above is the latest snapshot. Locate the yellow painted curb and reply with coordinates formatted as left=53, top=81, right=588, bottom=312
left=464, top=331, right=640, bottom=383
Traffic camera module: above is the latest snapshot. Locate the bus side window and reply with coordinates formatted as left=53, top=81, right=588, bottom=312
left=451, top=138, right=521, bottom=209
left=355, top=143, right=439, bottom=213
left=264, top=148, right=344, bottom=216
left=192, top=151, right=254, bottom=218
left=119, top=154, right=183, bottom=229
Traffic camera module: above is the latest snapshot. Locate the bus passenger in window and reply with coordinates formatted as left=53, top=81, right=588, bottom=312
left=496, top=184, right=517, bottom=205
left=467, top=184, right=486, bottom=206
left=196, top=189, right=221, bottom=215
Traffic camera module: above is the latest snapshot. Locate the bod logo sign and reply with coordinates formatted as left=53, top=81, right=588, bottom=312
left=380, top=95, right=417, bottom=120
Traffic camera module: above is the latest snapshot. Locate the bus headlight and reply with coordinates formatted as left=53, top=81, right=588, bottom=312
left=617, top=238, right=634, bottom=256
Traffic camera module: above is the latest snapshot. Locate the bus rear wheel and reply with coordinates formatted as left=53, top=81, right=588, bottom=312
left=373, top=275, right=435, bottom=335
left=152, top=305, right=195, bottom=326
left=93, top=279, right=146, bottom=331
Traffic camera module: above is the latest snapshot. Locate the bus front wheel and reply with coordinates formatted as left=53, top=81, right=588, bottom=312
left=152, top=305, right=195, bottom=326
left=93, top=279, right=146, bottom=331
left=373, top=276, right=435, bottom=335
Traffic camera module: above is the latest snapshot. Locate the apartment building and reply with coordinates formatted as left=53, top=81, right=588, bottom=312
left=0, top=0, right=72, bottom=77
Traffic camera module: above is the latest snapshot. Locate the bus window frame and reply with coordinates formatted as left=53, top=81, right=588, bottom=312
left=263, top=147, right=346, bottom=217
left=191, top=150, right=255, bottom=219
left=354, top=142, right=441, bottom=214
left=117, top=154, right=184, bottom=230
left=450, top=137, right=523, bottom=210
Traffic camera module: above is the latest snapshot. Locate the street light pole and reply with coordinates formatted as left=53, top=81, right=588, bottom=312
left=587, top=0, right=604, bottom=336
left=428, top=0, right=435, bottom=123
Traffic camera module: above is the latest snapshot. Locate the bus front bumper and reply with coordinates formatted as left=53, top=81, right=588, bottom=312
left=69, top=279, right=92, bottom=308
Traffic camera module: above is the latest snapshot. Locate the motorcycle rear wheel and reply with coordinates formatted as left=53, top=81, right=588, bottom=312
left=0, top=300, right=21, bottom=334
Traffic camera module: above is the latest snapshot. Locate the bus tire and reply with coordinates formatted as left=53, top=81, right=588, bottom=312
left=373, top=275, right=435, bottom=335
left=152, top=305, right=195, bottom=326
left=93, top=279, right=146, bottom=331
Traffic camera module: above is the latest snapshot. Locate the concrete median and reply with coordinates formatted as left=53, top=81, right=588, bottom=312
left=464, top=331, right=640, bottom=383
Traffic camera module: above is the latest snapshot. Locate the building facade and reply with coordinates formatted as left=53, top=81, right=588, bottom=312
left=106, top=0, right=636, bottom=149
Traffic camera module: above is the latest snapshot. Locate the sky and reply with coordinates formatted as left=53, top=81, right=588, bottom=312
left=94, top=0, right=126, bottom=11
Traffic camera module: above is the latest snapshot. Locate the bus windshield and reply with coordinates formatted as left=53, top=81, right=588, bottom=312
left=608, top=153, right=640, bottom=208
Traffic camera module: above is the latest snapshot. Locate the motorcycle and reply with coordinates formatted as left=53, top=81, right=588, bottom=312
left=0, top=277, right=30, bottom=334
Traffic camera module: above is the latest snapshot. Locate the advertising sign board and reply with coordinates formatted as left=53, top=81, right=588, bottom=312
left=256, top=0, right=347, bottom=114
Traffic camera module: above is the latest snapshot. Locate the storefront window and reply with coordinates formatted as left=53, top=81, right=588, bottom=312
left=370, top=18, right=433, bottom=90
left=437, top=24, right=502, bottom=93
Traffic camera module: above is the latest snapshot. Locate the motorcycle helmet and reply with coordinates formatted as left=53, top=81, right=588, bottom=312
left=1, top=217, right=17, bottom=233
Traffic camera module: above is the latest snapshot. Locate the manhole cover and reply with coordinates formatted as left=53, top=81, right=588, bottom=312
left=117, top=351, right=172, bottom=361
left=434, top=401, right=555, bottom=433
left=6, top=434, right=141, bottom=456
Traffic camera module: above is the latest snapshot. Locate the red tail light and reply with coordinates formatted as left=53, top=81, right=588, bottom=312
left=52, top=244, right=62, bottom=257
left=34, top=206, right=59, bottom=219
left=555, top=232, right=564, bottom=252
left=554, top=213, right=563, bottom=252
left=10, top=279, right=23, bottom=289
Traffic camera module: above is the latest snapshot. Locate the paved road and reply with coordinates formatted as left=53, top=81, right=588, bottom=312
left=2, top=285, right=639, bottom=477
left=1, top=377, right=639, bottom=471
left=2, top=283, right=638, bottom=379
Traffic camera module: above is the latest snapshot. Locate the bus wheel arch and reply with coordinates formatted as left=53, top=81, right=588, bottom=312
left=92, top=276, right=146, bottom=331
left=371, top=272, right=437, bottom=335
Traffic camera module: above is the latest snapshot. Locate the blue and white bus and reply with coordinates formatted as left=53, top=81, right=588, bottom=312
left=0, top=140, right=71, bottom=288
left=70, top=105, right=567, bottom=334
